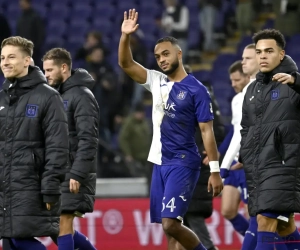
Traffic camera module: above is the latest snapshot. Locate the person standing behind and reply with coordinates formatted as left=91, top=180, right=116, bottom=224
left=199, top=0, right=222, bottom=53
left=240, top=28, right=300, bottom=250
left=17, top=0, right=45, bottom=68
left=0, top=36, right=68, bottom=250
left=119, top=103, right=152, bottom=180
left=161, top=0, right=189, bottom=62
left=43, top=48, right=99, bottom=250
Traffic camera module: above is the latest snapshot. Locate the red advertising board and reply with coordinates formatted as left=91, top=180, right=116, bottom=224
left=0, top=198, right=299, bottom=249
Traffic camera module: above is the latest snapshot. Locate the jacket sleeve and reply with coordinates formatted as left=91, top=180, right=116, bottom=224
left=42, top=94, right=69, bottom=203
left=69, top=93, right=99, bottom=183
left=289, top=72, right=300, bottom=94
left=239, top=97, right=249, bottom=163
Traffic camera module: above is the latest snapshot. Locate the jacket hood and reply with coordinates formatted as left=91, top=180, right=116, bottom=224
left=3, top=65, right=47, bottom=91
left=256, top=55, right=298, bottom=83
left=59, top=68, right=95, bottom=93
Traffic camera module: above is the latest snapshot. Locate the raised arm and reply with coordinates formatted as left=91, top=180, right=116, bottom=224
left=118, top=9, right=147, bottom=84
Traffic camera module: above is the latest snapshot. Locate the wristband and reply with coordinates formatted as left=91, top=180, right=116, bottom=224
left=209, top=161, right=220, bottom=173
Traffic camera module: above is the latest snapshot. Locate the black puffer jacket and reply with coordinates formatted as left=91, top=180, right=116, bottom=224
left=57, top=69, right=99, bottom=214
left=240, top=56, right=300, bottom=216
left=186, top=83, right=225, bottom=218
left=0, top=66, right=68, bottom=238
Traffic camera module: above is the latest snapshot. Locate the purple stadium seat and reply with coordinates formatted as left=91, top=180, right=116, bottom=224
left=70, top=7, right=92, bottom=21
left=143, top=34, right=157, bottom=50
left=30, top=0, right=47, bottom=3
left=185, top=0, right=199, bottom=9
left=138, top=18, right=158, bottom=36
left=6, top=3, right=21, bottom=18
left=213, top=53, right=239, bottom=68
left=285, top=46, right=300, bottom=58
left=94, top=4, right=116, bottom=20
left=31, top=4, right=48, bottom=19
left=188, top=30, right=200, bottom=49
left=214, top=10, right=225, bottom=31
left=68, top=27, right=90, bottom=38
left=47, top=20, right=67, bottom=37
left=7, top=19, right=17, bottom=35
left=237, top=36, right=253, bottom=56
left=92, top=19, right=113, bottom=36
left=117, top=0, right=138, bottom=8
left=147, top=52, right=156, bottom=67
left=193, top=70, right=211, bottom=83
left=72, top=60, right=87, bottom=69
left=139, top=2, right=162, bottom=17
left=71, top=0, right=92, bottom=5
left=262, top=19, right=274, bottom=29
left=50, top=1, right=69, bottom=10
left=214, top=87, right=235, bottom=103
left=117, top=1, right=139, bottom=14
left=289, top=34, right=300, bottom=44
left=49, top=3, right=69, bottom=19
left=209, top=69, right=230, bottom=84
left=66, top=35, right=85, bottom=51
left=45, top=35, right=64, bottom=48
left=189, top=8, right=200, bottom=27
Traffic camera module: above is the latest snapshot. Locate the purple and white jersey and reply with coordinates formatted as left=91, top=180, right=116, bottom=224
left=142, top=70, right=214, bottom=168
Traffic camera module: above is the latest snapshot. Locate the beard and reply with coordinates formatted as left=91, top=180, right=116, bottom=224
left=162, top=59, right=179, bottom=75
left=51, top=74, right=64, bottom=88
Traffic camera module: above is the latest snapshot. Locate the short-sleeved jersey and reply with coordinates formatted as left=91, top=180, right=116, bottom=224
left=142, top=70, right=214, bottom=168
left=220, top=79, right=254, bottom=170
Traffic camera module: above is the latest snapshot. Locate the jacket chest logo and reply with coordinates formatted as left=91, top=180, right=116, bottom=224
left=63, top=101, right=68, bottom=111
left=25, top=104, right=38, bottom=118
left=271, top=89, right=279, bottom=100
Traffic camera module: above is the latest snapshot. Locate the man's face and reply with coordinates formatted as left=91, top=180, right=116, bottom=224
left=164, top=0, right=176, bottom=7
left=86, top=34, right=98, bottom=48
left=19, top=0, right=29, bottom=10
left=1, top=45, right=30, bottom=79
left=230, top=70, right=250, bottom=93
left=43, top=60, right=64, bottom=87
left=134, top=111, right=144, bottom=121
left=255, top=39, right=284, bottom=73
left=154, top=41, right=181, bottom=75
left=90, top=48, right=104, bottom=63
left=242, top=48, right=259, bottom=77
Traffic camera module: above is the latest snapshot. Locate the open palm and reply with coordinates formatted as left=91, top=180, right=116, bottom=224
left=121, top=9, right=139, bottom=35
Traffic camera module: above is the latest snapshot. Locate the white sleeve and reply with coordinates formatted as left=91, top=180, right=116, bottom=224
left=220, top=123, right=241, bottom=170
left=171, top=7, right=189, bottom=31
left=141, top=69, right=165, bottom=92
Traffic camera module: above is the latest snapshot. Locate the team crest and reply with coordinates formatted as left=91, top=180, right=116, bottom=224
left=271, top=89, right=279, bottom=100
left=63, top=100, right=68, bottom=111
left=177, top=90, right=187, bottom=100
left=25, top=104, right=38, bottom=118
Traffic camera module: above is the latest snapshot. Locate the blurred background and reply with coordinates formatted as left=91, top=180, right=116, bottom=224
left=1, top=0, right=300, bottom=249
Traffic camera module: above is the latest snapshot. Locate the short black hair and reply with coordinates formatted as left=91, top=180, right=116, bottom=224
left=229, top=60, right=245, bottom=75
left=156, top=36, right=179, bottom=46
left=252, top=29, right=286, bottom=49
